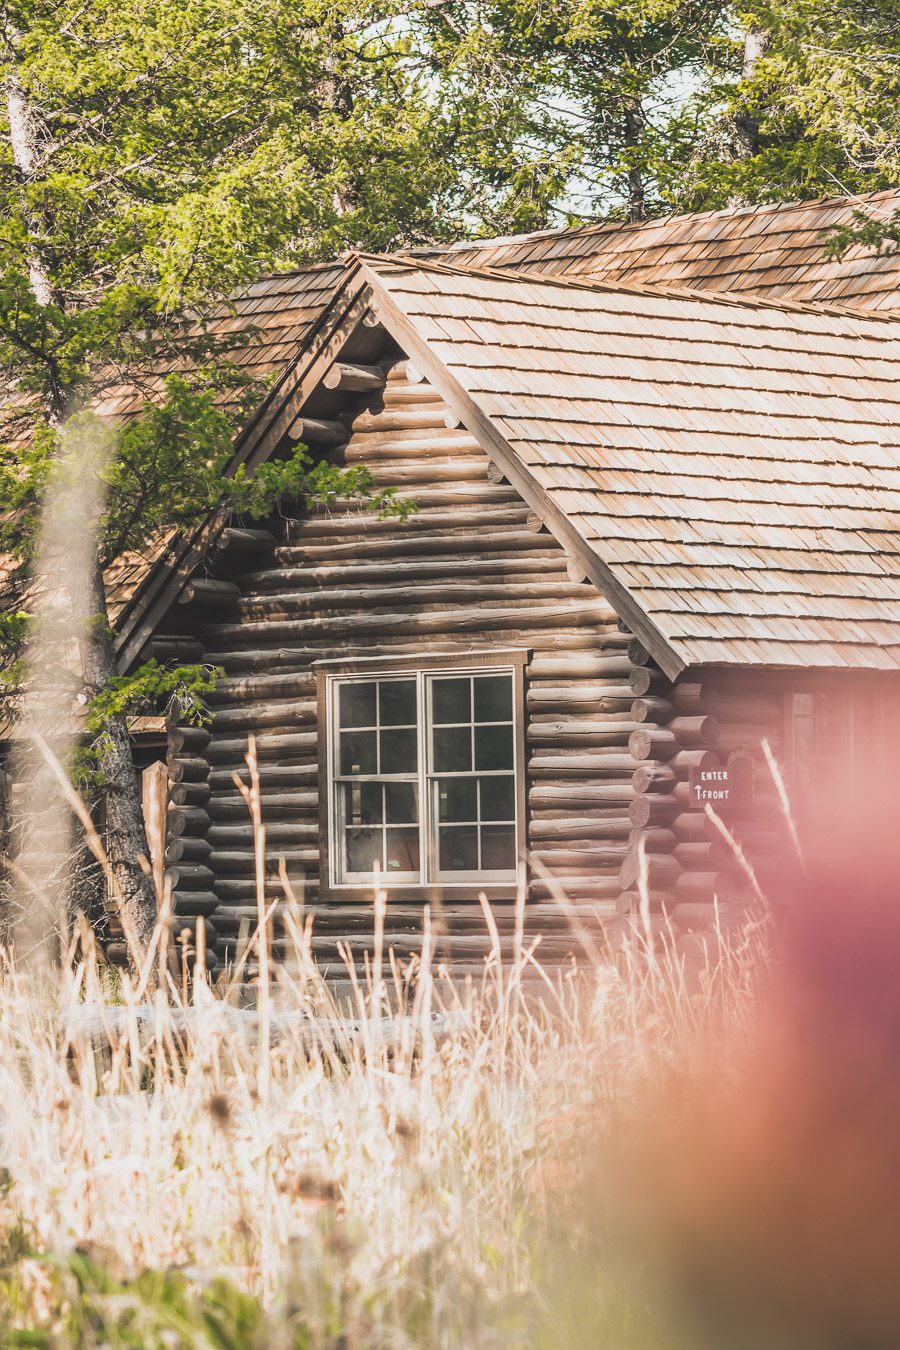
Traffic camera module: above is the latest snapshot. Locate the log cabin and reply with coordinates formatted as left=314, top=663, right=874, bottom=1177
left=6, top=188, right=900, bottom=975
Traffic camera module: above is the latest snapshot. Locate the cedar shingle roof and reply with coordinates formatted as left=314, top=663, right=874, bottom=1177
left=440, top=189, right=900, bottom=310
left=365, top=257, right=900, bottom=673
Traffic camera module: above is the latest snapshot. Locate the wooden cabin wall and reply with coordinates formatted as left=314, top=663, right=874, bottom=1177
left=624, top=657, right=791, bottom=933
left=159, top=356, right=659, bottom=974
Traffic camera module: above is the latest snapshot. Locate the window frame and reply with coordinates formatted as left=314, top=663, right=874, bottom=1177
left=315, top=650, right=528, bottom=902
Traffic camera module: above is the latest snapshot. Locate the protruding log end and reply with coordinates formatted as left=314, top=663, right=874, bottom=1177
left=322, top=362, right=386, bottom=392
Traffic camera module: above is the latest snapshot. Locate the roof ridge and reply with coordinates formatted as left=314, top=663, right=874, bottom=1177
left=360, top=250, right=900, bottom=326
left=440, top=187, right=900, bottom=254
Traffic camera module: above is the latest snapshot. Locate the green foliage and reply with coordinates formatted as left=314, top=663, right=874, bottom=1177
left=0, top=1250, right=269, bottom=1349
left=74, top=660, right=220, bottom=785
left=825, top=207, right=900, bottom=259
left=657, top=0, right=900, bottom=208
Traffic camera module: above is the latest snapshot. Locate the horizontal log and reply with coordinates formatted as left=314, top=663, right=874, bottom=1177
left=530, top=784, right=633, bottom=810
left=204, top=600, right=618, bottom=645
left=208, top=738, right=316, bottom=767
left=167, top=725, right=211, bottom=755
left=670, top=749, right=720, bottom=775
left=141, top=636, right=204, bottom=663
left=207, top=672, right=316, bottom=705
left=527, top=720, right=636, bottom=748
left=337, top=432, right=483, bottom=461
left=344, top=458, right=490, bottom=488
left=529, top=752, right=638, bottom=779
left=632, top=764, right=676, bottom=795
left=671, top=682, right=707, bottom=715
left=629, top=795, right=678, bottom=828
left=169, top=891, right=219, bottom=917
left=674, top=841, right=732, bottom=870
left=530, top=846, right=627, bottom=870
left=168, top=782, right=211, bottom=808
left=390, top=360, right=425, bottom=385
left=322, top=361, right=386, bottom=392
left=629, top=828, right=676, bottom=854
left=619, top=852, right=681, bottom=891
left=629, top=667, right=667, bottom=697
left=672, top=811, right=713, bottom=842
left=281, top=526, right=543, bottom=561
left=631, top=697, right=674, bottom=725
left=165, top=864, right=216, bottom=890
left=674, top=872, right=737, bottom=903
left=371, top=386, right=442, bottom=411
left=237, top=579, right=591, bottom=618
left=168, top=756, right=210, bottom=784
left=209, top=764, right=317, bottom=790
left=529, top=816, right=632, bottom=841
left=288, top=416, right=347, bottom=445
left=204, top=630, right=617, bottom=674
left=527, top=876, right=620, bottom=902
left=167, top=807, right=211, bottom=837
left=628, top=729, right=678, bottom=762
left=615, top=891, right=675, bottom=917
left=165, top=837, right=212, bottom=865
left=178, top=578, right=240, bottom=607
left=243, top=554, right=567, bottom=594
left=627, top=639, right=652, bottom=667
left=528, top=654, right=635, bottom=681
left=206, top=822, right=318, bottom=847
left=219, top=526, right=276, bottom=552
left=210, top=699, right=316, bottom=732
left=350, top=407, right=446, bottom=434
left=207, top=791, right=317, bottom=819
left=207, top=848, right=317, bottom=874
left=669, top=715, right=718, bottom=748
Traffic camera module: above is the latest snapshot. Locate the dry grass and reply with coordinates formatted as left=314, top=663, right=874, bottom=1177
left=0, top=883, right=766, bottom=1348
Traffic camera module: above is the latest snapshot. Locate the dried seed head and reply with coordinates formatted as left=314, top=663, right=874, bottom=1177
left=207, top=1092, right=232, bottom=1126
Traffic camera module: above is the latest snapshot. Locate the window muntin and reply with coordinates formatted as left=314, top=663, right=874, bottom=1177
left=429, top=674, right=516, bottom=879
left=329, top=668, right=519, bottom=887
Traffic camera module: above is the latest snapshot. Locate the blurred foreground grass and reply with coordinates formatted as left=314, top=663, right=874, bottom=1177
left=0, top=898, right=764, bottom=1349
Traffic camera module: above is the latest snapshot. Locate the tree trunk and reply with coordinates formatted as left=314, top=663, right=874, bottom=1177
left=5, top=46, right=157, bottom=961
left=623, top=99, right=646, bottom=223
left=5, top=58, right=56, bottom=307
left=734, top=28, right=767, bottom=161
left=81, top=555, right=157, bottom=952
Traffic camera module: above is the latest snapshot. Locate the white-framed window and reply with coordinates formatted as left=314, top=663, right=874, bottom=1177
left=321, top=659, right=524, bottom=893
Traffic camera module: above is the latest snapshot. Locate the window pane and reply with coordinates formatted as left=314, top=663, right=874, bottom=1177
left=342, top=781, right=382, bottom=826
left=438, top=777, right=477, bottom=822
left=481, top=825, right=516, bottom=872
left=474, top=675, right=512, bottom=723
left=434, top=725, right=472, bottom=772
left=474, top=723, right=513, bottom=771
left=439, top=825, right=478, bottom=872
left=340, top=729, right=376, bottom=776
left=380, top=727, right=417, bottom=773
left=480, top=775, right=514, bottom=821
left=340, top=682, right=376, bottom=728
left=386, top=828, right=420, bottom=873
left=384, top=781, right=418, bottom=824
left=379, top=679, right=416, bottom=726
left=345, top=827, right=381, bottom=873
left=433, top=677, right=471, bottom=725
